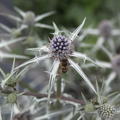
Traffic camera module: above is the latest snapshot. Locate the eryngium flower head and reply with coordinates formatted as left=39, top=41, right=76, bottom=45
left=1, top=7, right=54, bottom=30
left=98, top=104, right=116, bottom=119
left=50, top=35, right=73, bottom=59
left=99, top=20, right=112, bottom=39
left=23, top=11, right=36, bottom=26
left=15, top=18, right=99, bottom=101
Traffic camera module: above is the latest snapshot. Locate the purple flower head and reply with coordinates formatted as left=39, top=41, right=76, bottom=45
left=50, top=35, right=73, bottom=59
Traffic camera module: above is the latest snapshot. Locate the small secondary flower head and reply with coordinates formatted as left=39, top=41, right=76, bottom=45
left=0, top=7, right=54, bottom=30
left=98, top=104, right=116, bottom=119
left=23, top=11, right=36, bottom=26
left=99, top=20, right=112, bottom=39
left=14, top=7, right=54, bottom=29
left=1, top=58, right=28, bottom=89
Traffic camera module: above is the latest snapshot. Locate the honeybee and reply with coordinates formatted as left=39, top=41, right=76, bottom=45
left=60, top=59, right=69, bottom=73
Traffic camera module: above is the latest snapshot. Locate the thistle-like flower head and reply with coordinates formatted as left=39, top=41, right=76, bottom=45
left=50, top=35, right=73, bottom=59
left=15, top=18, right=100, bottom=101
left=99, top=20, right=112, bottom=39
left=98, top=104, right=116, bottom=119
left=77, top=81, right=119, bottom=120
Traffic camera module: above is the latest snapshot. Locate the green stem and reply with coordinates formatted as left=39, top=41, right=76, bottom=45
left=56, top=76, right=62, bottom=100
left=55, top=76, right=63, bottom=120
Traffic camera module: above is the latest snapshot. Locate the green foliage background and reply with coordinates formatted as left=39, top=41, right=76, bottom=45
left=13, top=0, right=120, bottom=27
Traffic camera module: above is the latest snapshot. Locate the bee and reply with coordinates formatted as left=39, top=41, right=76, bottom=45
left=60, top=59, right=69, bottom=73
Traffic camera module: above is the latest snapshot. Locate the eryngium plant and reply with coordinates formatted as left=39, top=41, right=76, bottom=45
left=80, top=20, right=120, bottom=54
left=15, top=18, right=101, bottom=102
left=0, top=4, right=120, bottom=120
left=98, top=104, right=116, bottom=119
left=0, top=7, right=54, bottom=30
left=74, top=81, right=120, bottom=120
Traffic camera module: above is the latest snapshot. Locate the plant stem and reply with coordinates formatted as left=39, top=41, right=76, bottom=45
left=56, top=76, right=62, bottom=100
left=55, top=76, right=63, bottom=120
left=0, top=86, right=84, bottom=105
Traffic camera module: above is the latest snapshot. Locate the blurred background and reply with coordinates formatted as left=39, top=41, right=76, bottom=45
left=12, top=0, right=120, bottom=26
left=0, top=0, right=120, bottom=29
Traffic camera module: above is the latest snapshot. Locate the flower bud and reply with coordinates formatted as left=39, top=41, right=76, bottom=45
left=99, top=20, right=112, bottom=39
left=7, top=93, right=17, bottom=104
left=84, top=103, right=95, bottom=112
left=23, top=11, right=35, bottom=26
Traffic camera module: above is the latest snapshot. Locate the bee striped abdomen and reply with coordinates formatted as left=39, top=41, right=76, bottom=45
left=60, top=59, right=68, bottom=73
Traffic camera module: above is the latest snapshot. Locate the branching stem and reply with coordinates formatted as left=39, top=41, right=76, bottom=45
left=0, top=86, right=84, bottom=105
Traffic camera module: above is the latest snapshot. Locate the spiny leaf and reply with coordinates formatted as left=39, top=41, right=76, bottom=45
left=35, top=11, right=55, bottom=22
left=71, top=18, right=86, bottom=41
left=68, top=58, right=97, bottom=94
